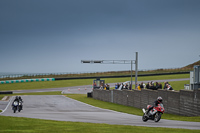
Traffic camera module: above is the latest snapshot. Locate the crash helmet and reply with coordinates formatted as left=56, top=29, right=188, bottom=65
left=15, top=96, right=19, bottom=99
left=19, top=96, right=21, bottom=100
left=157, top=96, right=162, bottom=103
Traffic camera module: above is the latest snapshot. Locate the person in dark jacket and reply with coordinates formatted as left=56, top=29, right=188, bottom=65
left=145, top=97, right=163, bottom=116
left=12, top=96, right=19, bottom=105
left=146, top=82, right=149, bottom=89
left=18, top=96, right=23, bottom=110
left=163, top=81, right=168, bottom=89
left=140, top=82, right=144, bottom=90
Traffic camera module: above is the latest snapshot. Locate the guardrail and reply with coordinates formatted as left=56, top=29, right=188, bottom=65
left=0, top=78, right=55, bottom=84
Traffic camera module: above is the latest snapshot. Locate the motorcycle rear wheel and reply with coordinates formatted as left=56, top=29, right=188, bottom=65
left=154, top=112, right=162, bottom=122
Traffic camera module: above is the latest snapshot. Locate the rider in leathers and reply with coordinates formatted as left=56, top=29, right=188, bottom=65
left=18, top=96, right=23, bottom=110
left=145, top=96, right=163, bottom=116
left=12, top=96, right=19, bottom=105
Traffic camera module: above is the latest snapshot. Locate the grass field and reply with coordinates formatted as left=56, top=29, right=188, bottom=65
left=0, top=115, right=199, bottom=133
left=0, top=74, right=189, bottom=91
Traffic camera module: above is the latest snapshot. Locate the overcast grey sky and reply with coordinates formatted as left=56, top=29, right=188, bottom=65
left=0, top=0, right=200, bottom=73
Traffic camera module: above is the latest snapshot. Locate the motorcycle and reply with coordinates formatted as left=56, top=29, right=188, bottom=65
left=12, top=101, right=19, bottom=113
left=18, top=101, right=23, bottom=112
left=142, top=103, right=165, bottom=122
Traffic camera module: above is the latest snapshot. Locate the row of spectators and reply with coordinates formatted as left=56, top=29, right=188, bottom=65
left=137, top=81, right=174, bottom=91
left=115, top=83, right=131, bottom=90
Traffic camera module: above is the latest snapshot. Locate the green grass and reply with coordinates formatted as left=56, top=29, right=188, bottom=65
left=0, top=115, right=199, bottom=133
left=0, top=74, right=189, bottom=91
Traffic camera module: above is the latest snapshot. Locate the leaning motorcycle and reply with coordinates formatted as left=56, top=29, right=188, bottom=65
left=12, top=101, right=19, bottom=113
left=142, top=103, right=165, bottom=122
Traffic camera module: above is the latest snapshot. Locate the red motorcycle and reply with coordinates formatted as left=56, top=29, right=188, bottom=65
left=142, top=103, right=165, bottom=122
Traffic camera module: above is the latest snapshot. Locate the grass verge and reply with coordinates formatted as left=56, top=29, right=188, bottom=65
left=0, top=115, right=199, bottom=133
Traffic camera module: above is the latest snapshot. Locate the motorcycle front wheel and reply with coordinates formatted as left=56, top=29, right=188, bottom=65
left=142, top=114, right=148, bottom=122
left=154, top=112, right=162, bottom=122
left=13, top=108, right=16, bottom=113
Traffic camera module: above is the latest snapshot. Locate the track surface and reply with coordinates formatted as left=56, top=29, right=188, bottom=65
left=1, top=95, right=200, bottom=130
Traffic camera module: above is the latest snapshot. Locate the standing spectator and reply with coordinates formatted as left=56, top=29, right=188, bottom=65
left=104, top=84, right=107, bottom=90
left=125, top=83, right=128, bottom=89
left=146, top=82, right=149, bottom=89
left=155, top=82, right=159, bottom=90
left=129, top=83, right=132, bottom=90
left=117, top=83, right=121, bottom=89
left=106, top=84, right=110, bottom=90
left=140, top=82, right=144, bottom=89
left=166, top=84, right=173, bottom=90
left=163, top=81, right=168, bottom=89
left=137, top=84, right=141, bottom=90
left=149, top=81, right=154, bottom=89
left=121, top=83, right=124, bottom=90
left=158, top=83, right=162, bottom=89
left=115, top=84, right=118, bottom=89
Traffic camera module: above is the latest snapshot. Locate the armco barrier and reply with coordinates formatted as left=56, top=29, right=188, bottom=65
left=93, top=89, right=200, bottom=116
left=0, top=78, right=55, bottom=84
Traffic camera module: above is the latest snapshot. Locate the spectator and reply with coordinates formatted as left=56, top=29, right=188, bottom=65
left=137, top=84, right=141, bottom=90
left=135, top=83, right=138, bottom=89
left=155, top=82, right=159, bottom=90
left=158, top=83, right=162, bottom=89
left=146, top=82, right=149, bottom=89
left=140, top=82, right=144, bottom=89
left=129, top=83, right=132, bottom=90
left=118, top=83, right=121, bottom=89
left=166, top=84, right=173, bottom=90
left=115, top=84, right=118, bottom=89
left=163, top=81, right=168, bottom=89
left=125, top=83, right=128, bottom=89
left=122, top=83, right=128, bottom=90
left=106, top=84, right=110, bottom=90
left=149, top=81, right=154, bottom=89
left=121, top=83, right=124, bottom=90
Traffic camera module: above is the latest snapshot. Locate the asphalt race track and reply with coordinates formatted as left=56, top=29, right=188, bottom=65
left=1, top=95, right=200, bottom=130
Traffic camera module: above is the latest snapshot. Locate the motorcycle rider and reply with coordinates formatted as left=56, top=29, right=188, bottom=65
left=12, top=96, right=19, bottom=105
left=18, top=96, right=23, bottom=110
left=145, top=96, right=163, bottom=117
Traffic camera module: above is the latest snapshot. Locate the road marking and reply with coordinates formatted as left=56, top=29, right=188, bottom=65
left=0, top=96, right=13, bottom=114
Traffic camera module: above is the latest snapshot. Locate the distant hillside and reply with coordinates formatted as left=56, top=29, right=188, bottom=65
left=182, top=60, right=200, bottom=69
